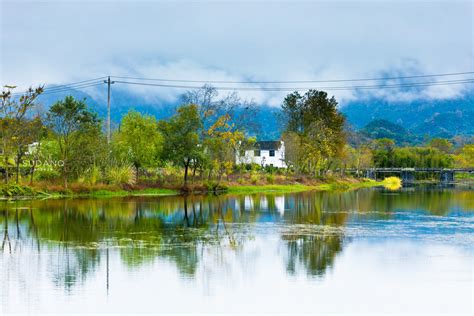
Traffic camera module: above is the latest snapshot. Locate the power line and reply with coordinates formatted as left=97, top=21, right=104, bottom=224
left=38, top=81, right=104, bottom=93
left=5, top=71, right=474, bottom=97
left=9, top=77, right=107, bottom=96
left=37, top=82, right=105, bottom=96
left=110, top=71, right=474, bottom=84
left=113, top=78, right=474, bottom=92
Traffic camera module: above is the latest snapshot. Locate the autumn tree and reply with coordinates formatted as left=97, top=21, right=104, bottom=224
left=204, top=114, right=246, bottom=183
left=454, top=144, right=474, bottom=168
left=281, top=90, right=345, bottom=175
left=428, top=138, right=453, bottom=154
left=0, top=86, right=44, bottom=183
left=181, top=85, right=260, bottom=136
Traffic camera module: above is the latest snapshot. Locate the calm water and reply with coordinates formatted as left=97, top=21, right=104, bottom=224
left=1, top=186, right=473, bottom=315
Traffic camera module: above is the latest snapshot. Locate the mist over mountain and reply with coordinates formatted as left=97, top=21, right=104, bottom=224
left=36, top=86, right=473, bottom=140
left=341, top=91, right=474, bottom=137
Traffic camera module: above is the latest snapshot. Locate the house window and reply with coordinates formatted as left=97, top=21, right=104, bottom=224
left=254, top=150, right=261, bottom=157
left=269, top=150, right=275, bottom=157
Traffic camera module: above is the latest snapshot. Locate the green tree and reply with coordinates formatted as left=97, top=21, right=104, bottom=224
left=159, top=104, right=202, bottom=186
left=46, top=96, right=101, bottom=188
left=113, top=111, right=163, bottom=181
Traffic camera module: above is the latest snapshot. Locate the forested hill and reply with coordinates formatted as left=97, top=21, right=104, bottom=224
left=35, top=87, right=473, bottom=140
left=341, top=92, right=474, bottom=137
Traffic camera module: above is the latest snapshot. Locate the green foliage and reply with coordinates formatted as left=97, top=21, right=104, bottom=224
left=266, top=174, right=275, bottom=184
left=372, top=146, right=454, bottom=168
left=79, top=165, right=102, bottom=185
left=0, top=86, right=44, bottom=183
left=106, top=165, right=136, bottom=186
left=113, top=110, right=163, bottom=173
left=454, top=144, right=474, bottom=167
left=428, top=138, right=453, bottom=153
left=361, top=119, right=414, bottom=145
left=46, top=96, right=102, bottom=188
left=0, top=184, right=38, bottom=197
left=250, top=174, right=259, bottom=184
left=159, top=104, right=203, bottom=185
left=281, top=90, right=345, bottom=175
left=34, top=169, right=61, bottom=181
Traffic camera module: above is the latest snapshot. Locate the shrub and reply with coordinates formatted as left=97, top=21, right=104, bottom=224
left=250, top=174, right=259, bottom=184
left=266, top=174, right=275, bottom=184
left=107, top=165, right=136, bottom=186
left=0, top=184, right=37, bottom=197
left=86, top=165, right=102, bottom=185
left=34, top=169, right=61, bottom=181
left=383, top=176, right=402, bottom=190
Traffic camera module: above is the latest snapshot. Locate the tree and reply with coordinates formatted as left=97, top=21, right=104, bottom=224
left=454, top=144, right=474, bottom=168
left=204, top=114, right=246, bottom=183
left=428, top=138, right=453, bottom=154
left=12, top=116, right=44, bottom=184
left=159, top=104, right=202, bottom=186
left=113, top=111, right=163, bottom=181
left=281, top=90, right=345, bottom=175
left=281, top=131, right=303, bottom=172
left=46, top=96, right=100, bottom=188
left=181, top=85, right=260, bottom=136
left=0, top=86, right=43, bottom=183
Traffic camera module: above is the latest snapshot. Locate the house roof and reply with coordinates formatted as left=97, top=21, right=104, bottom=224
left=255, top=141, right=282, bottom=150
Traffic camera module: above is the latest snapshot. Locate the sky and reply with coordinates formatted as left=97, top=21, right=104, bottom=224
left=1, top=0, right=473, bottom=106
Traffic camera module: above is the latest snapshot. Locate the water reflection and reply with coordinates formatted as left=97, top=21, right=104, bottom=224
left=0, top=186, right=472, bottom=295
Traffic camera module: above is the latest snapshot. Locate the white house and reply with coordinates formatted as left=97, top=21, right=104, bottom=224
left=236, top=140, right=286, bottom=168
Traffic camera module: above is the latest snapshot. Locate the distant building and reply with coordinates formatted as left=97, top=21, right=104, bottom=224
left=237, top=140, right=286, bottom=168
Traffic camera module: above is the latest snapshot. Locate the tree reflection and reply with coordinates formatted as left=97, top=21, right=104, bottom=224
left=284, top=234, right=343, bottom=277
left=0, top=186, right=471, bottom=291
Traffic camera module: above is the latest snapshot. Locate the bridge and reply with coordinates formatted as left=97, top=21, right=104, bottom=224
left=358, top=168, right=474, bottom=184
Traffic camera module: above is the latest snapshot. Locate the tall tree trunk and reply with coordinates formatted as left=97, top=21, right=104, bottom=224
left=15, top=153, right=21, bottom=184
left=15, top=162, right=20, bottom=184
left=135, top=164, right=139, bottom=184
left=191, top=163, right=196, bottom=184
left=29, top=160, right=37, bottom=185
left=183, top=158, right=190, bottom=186
left=4, top=156, right=9, bottom=184
left=63, top=163, right=68, bottom=189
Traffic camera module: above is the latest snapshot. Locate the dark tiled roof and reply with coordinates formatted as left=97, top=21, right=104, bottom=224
left=255, top=141, right=281, bottom=150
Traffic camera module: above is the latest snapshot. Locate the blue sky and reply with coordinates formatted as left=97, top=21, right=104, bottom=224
left=1, top=0, right=473, bottom=105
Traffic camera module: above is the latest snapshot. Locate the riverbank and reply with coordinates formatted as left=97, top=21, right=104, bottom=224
left=225, top=178, right=389, bottom=193
left=0, top=177, right=397, bottom=200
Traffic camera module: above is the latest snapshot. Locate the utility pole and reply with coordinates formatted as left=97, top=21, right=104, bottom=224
left=104, top=76, right=115, bottom=143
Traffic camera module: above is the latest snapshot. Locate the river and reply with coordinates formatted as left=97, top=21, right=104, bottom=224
left=1, top=185, right=473, bottom=314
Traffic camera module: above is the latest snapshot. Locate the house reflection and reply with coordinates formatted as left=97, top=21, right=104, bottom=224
left=1, top=186, right=470, bottom=292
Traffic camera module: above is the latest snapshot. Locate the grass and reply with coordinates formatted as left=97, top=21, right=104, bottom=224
left=0, top=176, right=402, bottom=199
left=0, top=184, right=178, bottom=200
left=89, top=188, right=178, bottom=197
left=226, top=184, right=319, bottom=194
left=226, top=179, right=386, bottom=194
left=456, top=172, right=474, bottom=180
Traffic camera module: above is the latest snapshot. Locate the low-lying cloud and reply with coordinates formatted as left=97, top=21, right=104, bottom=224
left=1, top=0, right=472, bottom=107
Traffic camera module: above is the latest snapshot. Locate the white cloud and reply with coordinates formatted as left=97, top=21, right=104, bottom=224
left=1, top=0, right=472, bottom=106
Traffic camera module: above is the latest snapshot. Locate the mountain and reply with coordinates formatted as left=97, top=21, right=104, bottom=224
left=360, top=119, right=417, bottom=145
left=34, top=87, right=474, bottom=140
left=340, top=92, right=474, bottom=138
